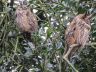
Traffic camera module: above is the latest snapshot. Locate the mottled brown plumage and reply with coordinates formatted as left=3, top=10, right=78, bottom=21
left=15, top=5, right=38, bottom=32
left=64, top=13, right=92, bottom=60
left=15, top=0, right=38, bottom=40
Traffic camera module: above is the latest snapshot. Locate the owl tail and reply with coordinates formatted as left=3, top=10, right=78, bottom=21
left=22, top=32, right=32, bottom=42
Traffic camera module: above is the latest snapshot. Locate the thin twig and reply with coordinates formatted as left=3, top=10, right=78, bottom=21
left=14, top=37, right=19, bottom=53
left=0, top=13, right=7, bottom=25
left=86, top=42, right=96, bottom=46
left=63, top=56, right=79, bottom=72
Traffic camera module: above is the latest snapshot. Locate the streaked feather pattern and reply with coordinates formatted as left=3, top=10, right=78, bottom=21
left=64, top=13, right=92, bottom=59
left=15, top=5, right=38, bottom=33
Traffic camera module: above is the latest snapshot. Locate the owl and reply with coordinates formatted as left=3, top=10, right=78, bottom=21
left=15, top=0, right=38, bottom=40
left=64, top=13, right=93, bottom=60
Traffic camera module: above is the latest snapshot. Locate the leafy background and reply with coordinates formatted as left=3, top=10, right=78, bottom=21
left=0, top=0, right=96, bottom=72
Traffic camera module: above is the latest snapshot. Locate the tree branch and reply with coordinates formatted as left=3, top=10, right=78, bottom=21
left=63, top=56, right=79, bottom=72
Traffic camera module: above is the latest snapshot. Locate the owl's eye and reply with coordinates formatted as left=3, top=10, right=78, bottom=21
left=73, top=28, right=76, bottom=30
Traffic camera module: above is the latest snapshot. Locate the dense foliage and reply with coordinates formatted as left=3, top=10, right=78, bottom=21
left=0, top=0, right=96, bottom=72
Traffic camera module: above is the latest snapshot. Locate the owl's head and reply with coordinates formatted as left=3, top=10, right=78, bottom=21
left=18, top=0, right=27, bottom=5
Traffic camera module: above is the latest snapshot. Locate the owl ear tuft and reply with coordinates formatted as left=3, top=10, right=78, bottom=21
left=76, top=13, right=86, bottom=19
left=86, top=13, right=96, bottom=19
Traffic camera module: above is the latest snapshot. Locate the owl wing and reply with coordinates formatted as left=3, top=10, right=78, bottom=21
left=64, top=19, right=77, bottom=56
left=65, top=19, right=76, bottom=46
left=27, top=8, right=38, bottom=32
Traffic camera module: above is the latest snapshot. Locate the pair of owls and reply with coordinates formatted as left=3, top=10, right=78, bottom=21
left=15, top=0, right=93, bottom=60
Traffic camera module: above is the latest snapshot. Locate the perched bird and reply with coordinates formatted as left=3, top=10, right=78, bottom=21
left=64, top=13, right=93, bottom=60
left=15, top=0, right=38, bottom=40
